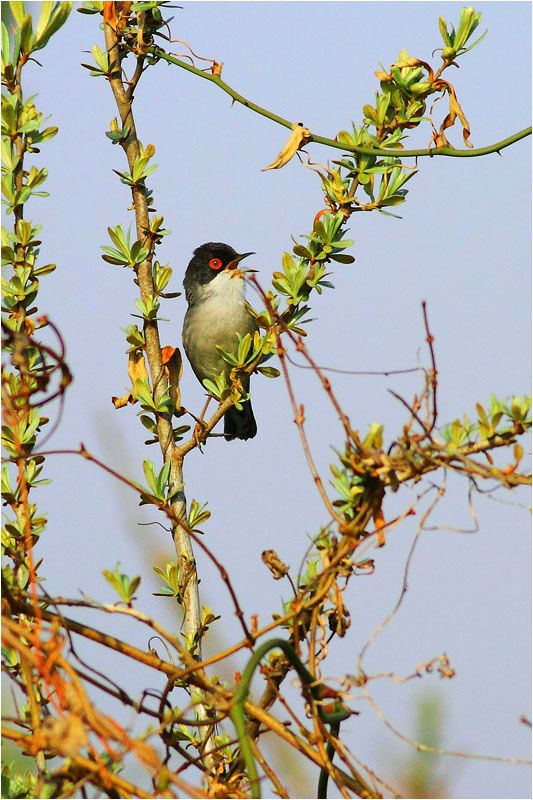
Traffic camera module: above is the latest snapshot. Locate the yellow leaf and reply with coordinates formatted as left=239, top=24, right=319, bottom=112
left=112, top=351, right=149, bottom=409
left=262, top=122, right=312, bottom=171
left=111, top=392, right=133, bottom=409
left=128, top=350, right=149, bottom=386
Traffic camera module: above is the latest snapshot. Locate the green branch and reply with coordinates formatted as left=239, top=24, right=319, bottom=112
left=230, top=637, right=351, bottom=799
left=151, top=47, right=531, bottom=159
left=317, top=719, right=341, bottom=800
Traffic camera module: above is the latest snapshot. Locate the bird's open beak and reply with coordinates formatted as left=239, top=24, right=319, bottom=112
left=227, top=251, right=257, bottom=277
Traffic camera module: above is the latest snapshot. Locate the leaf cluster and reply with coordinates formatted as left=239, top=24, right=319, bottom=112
left=2, top=2, right=72, bottom=83
left=102, top=563, right=141, bottom=604
left=316, top=7, right=487, bottom=219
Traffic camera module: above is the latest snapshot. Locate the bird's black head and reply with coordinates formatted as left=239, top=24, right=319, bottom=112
left=183, top=242, right=254, bottom=303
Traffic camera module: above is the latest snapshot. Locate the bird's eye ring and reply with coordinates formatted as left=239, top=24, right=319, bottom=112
left=209, top=257, right=223, bottom=270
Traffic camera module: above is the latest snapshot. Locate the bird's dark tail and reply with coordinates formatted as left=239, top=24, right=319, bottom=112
left=224, top=401, right=257, bottom=440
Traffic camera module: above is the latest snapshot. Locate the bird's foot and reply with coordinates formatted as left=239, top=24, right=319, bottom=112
left=193, top=419, right=208, bottom=451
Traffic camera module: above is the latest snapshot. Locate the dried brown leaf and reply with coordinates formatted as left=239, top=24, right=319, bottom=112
left=262, top=549, right=290, bottom=580
left=262, top=122, right=312, bottom=171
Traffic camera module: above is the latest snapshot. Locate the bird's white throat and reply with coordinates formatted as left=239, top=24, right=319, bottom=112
left=194, top=269, right=246, bottom=307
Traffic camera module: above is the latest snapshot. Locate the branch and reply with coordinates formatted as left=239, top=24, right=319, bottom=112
left=151, top=47, right=531, bottom=159
left=103, top=20, right=216, bottom=765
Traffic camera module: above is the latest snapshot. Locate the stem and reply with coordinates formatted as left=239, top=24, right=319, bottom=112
left=103, top=22, right=215, bottom=767
left=12, top=61, right=25, bottom=232
left=317, top=720, right=340, bottom=799
left=231, top=638, right=354, bottom=799
left=4, top=53, right=48, bottom=775
left=151, top=47, right=531, bottom=159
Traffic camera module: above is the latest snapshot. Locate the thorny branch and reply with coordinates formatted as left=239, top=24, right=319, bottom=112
left=151, top=46, right=532, bottom=160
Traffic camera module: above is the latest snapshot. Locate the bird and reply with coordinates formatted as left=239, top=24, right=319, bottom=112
left=182, top=242, right=258, bottom=440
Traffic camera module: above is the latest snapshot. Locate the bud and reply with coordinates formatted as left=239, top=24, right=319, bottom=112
left=441, top=46, right=456, bottom=61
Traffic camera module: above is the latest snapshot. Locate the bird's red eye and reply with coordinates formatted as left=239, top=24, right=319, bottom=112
left=209, top=257, right=223, bottom=270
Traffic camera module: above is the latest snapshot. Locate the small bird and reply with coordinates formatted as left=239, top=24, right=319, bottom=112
left=182, top=242, right=258, bottom=440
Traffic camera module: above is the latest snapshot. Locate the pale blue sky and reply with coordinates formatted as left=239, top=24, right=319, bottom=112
left=12, top=2, right=531, bottom=797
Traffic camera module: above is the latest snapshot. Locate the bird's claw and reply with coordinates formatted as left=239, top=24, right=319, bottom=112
left=193, top=420, right=208, bottom=450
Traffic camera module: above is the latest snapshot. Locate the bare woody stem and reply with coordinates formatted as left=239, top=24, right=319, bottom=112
left=102, top=22, right=216, bottom=765
left=150, top=47, right=532, bottom=159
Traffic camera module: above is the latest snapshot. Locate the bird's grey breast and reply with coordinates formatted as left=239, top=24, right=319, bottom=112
left=182, top=273, right=256, bottom=382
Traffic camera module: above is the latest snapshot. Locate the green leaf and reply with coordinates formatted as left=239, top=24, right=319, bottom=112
left=77, top=2, right=103, bottom=14
left=35, top=1, right=54, bottom=41
left=102, top=563, right=140, bottom=603
left=153, top=262, right=172, bottom=293
left=2, top=21, right=11, bottom=67
left=33, top=2, right=72, bottom=51
left=156, top=460, right=171, bottom=497
left=293, top=244, right=312, bottom=259
left=105, top=127, right=130, bottom=144
left=136, top=380, right=157, bottom=410
left=107, top=224, right=130, bottom=255
left=139, top=414, right=157, bottom=433
left=188, top=499, right=211, bottom=529
left=438, top=16, right=451, bottom=46
left=33, top=263, right=56, bottom=277
left=141, top=459, right=171, bottom=501
left=18, top=13, right=34, bottom=55
left=202, top=378, right=221, bottom=399
left=134, top=295, right=160, bottom=320
left=143, top=458, right=157, bottom=495
left=153, top=561, right=181, bottom=596
left=130, top=240, right=149, bottom=265
left=257, top=366, right=280, bottom=378
left=9, top=2, right=27, bottom=26
left=459, top=27, right=488, bottom=56
left=329, top=253, right=354, bottom=264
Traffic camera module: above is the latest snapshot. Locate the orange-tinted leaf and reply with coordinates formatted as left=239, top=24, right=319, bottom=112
left=103, top=1, right=117, bottom=27
left=313, top=208, right=330, bottom=227
left=161, top=345, right=175, bottom=365
left=23, top=317, right=36, bottom=335
left=373, top=505, right=386, bottom=547
left=162, top=346, right=182, bottom=411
